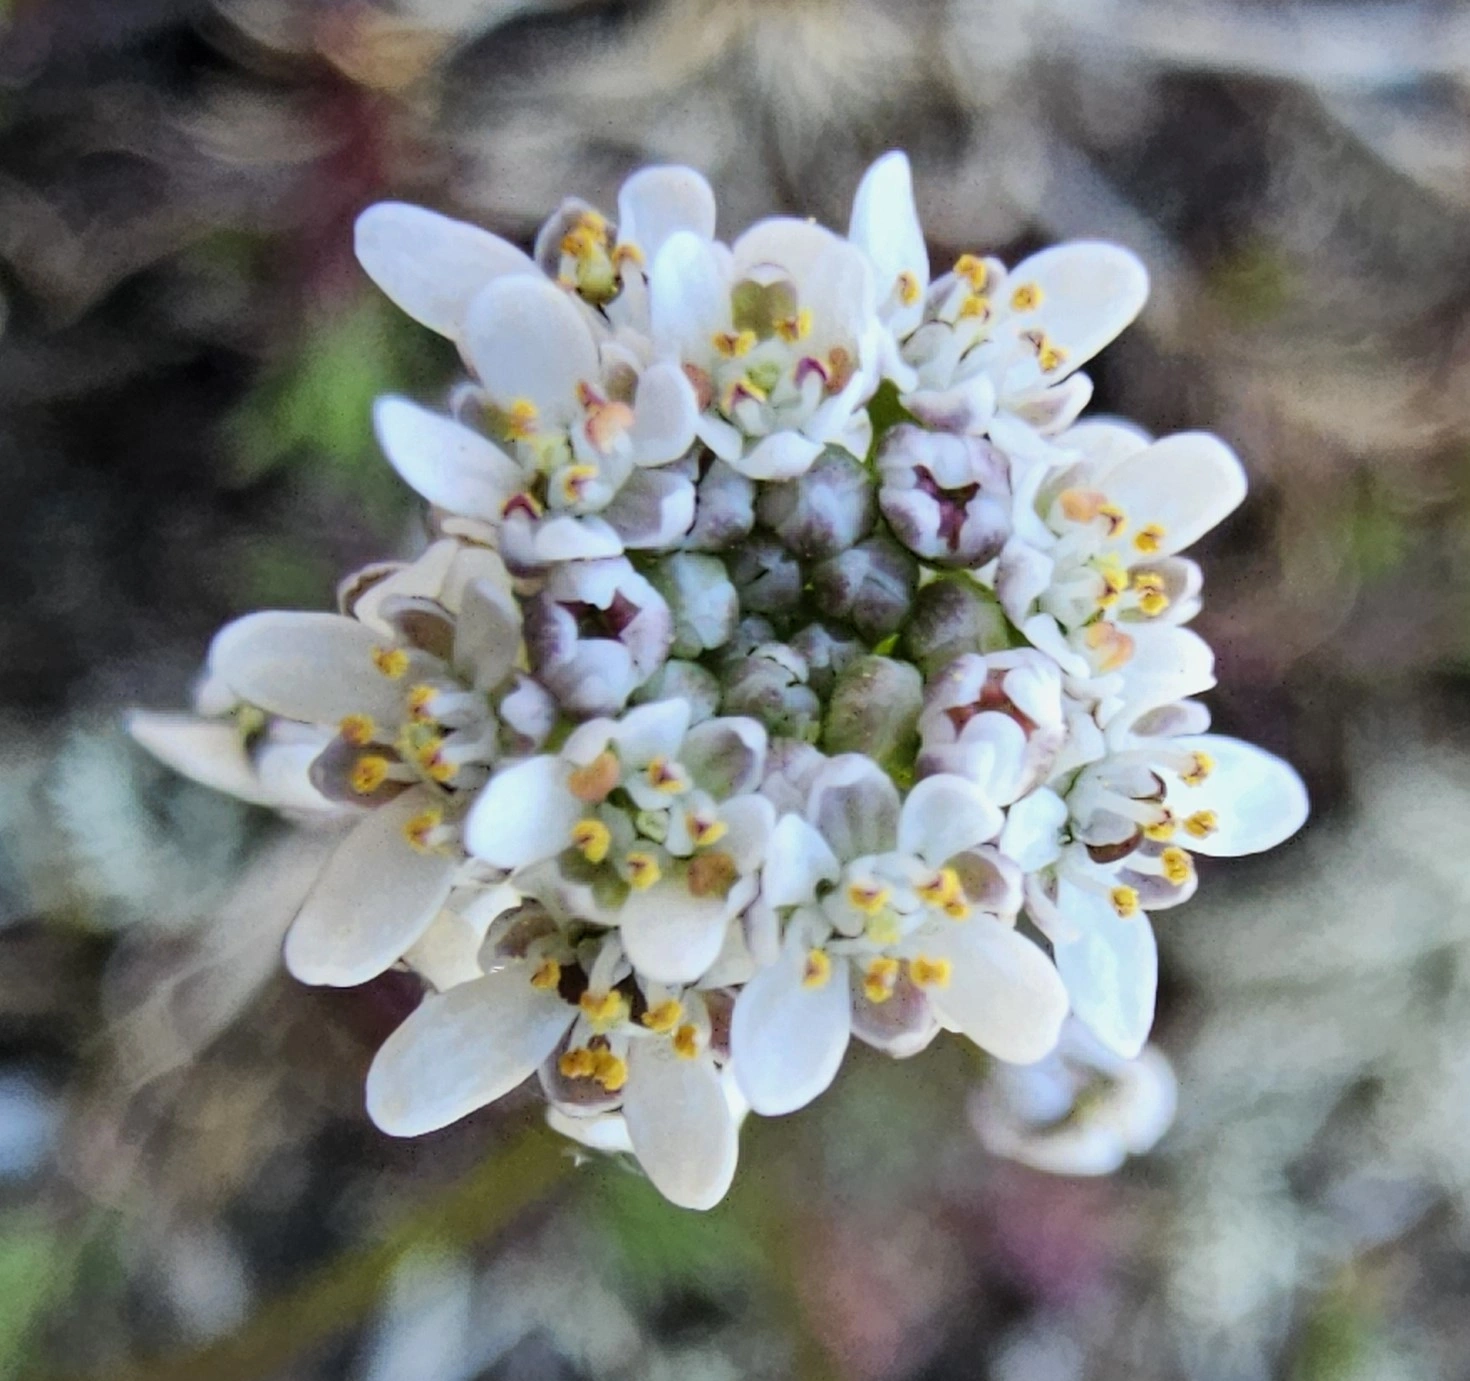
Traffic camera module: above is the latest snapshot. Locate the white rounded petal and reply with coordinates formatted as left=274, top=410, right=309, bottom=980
left=623, top=1044, right=738, bottom=1211
left=618, top=883, right=731, bottom=986
left=464, top=275, right=599, bottom=420
left=374, top=396, right=521, bottom=523
left=916, top=919, right=1068, bottom=1064
left=738, top=431, right=824, bottom=480
left=547, top=1106, right=633, bottom=1154
left=1165, top=735, right=1309, bottom=856
left=403, top=882, right=520, bottom=992
left=807, top=754, right=901, bottom=861
left=602, top=469, right=695, bottom=549
left=355, top=202, right=534, bottom=339
left=285, top=789, right=458, bottom=987
left=650, top=231, right=729, bottom=359
left=1051, top=881, right=1157, bottom=1059
left=762, top=813, right=840, bottom=910
left=208, top=611, right=404, bottom=727
left=899, top=773, right=1004, bottom=865
left=366, top=967, right=574, bottom=1136
left=716, top=793, right=777, bottom=872
left=463, top=756, right=581, bottom=870
left=1109, top=624, right=1217, bottom=728
left=1101, top=432, right=1248, bottom=559
left=848, top=150, right=928, bottom=314
left=617, top=165, right=717, bottom=264
left=997, top=788, right=1067, bottom=873
left=731, top=943, right=851, bottom=1115
left=628, top=362, right=699, bottom=465
left=606, top=697, right=691, bottom=766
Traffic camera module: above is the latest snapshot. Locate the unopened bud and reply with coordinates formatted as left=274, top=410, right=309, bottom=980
left=631, top=659, right=723, bottom=724
left=683, top=458, right=757, bottom=552
left=649, top=552, right=738, bottom=658
left=727, top=532, right=805, bottom=618
left=878, top=424, right=1011, bottom=568
left=789, top=622, right=864, bottom=697
left=902, top=576, right=1012, bottom=677
left=823, top=655, right=923, bottom=769
left=756, top=447, right=876, bottom=561
left=810, top=534, right=917, bottom=643
left=721, top=643, right=822, bottom=742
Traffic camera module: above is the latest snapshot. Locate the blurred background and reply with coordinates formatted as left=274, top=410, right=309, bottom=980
left=3, top=0, right=1470, bottom=1377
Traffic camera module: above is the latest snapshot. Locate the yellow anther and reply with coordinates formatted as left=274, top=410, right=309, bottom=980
left=687, top=813, right=728, bottom=848
left=558, top=464, right=600, bottom=504
left=802, top=948, right=832, bottom=989
left=1182, top=751, right=1214, bottom=787
left=1133, top=524, right=1166, bottom=554
left=644, top=756, right=685, bottom=794
left=612, top=241, right=645, bottom=269
left=1098, top=503, right=1127, bottom=536
left=624, top=851, right=662, bottom=891
left=954, top=254, right=989, bottom=291
left=1059, top=488, right=1107, bottom=524
left=505, top=399, right=539, bottom=439
left=686, top=850, right=739, bottom=900
left=917, top=867, right=963, bottom=907
left=373, top=646, right=410, bottom=679
left=1160, top=847, right=1194, bottom=886
left=1137, top=589, right=1171, bottom=617
left=339, top=713, right=377, bottom=746
left=943, top=896, right=971, bottom=920
left=402, top=808, right=444, bottom=854
left=641, top=999, right=683, bottom=1034
left=896, top=270, right=922, bottom=306
left=1083, top=620, right=1136, bottom=673
left=672, top=1025, right=701, bottom=1060
left=406, top=684, right=437, bottom=722
left=722, top=376, right=768, bottom=410
left=530, top=957, right=562, bottom=991
left=1010, top=282, right=1043, bottom=312
left=712, top=329, right=757, bottom=359
left=1143, top=816, right=1177, bottom=842
left=908, top=955, right=952, bottom=989
left=863, top=956, right=901, bottom=1004
left=568, top=750, right=621, bottom=804
left=593, top=1051, right=629, bottom=1092
left=579, top=990, right=628, bottom=1028
left=775, top=308, right=813, bottom=344
left=350, top=755, right=391, bottom=795
left=571, top=818, right=612, bottom=864
left=1110, top=885, right=1140, bottom=918
left=416, top=737, right=456, bottom=784
left=501, top=490, right=544, bottom=521
left=584, top=400, right=634, bottom=453
left=958, top=293, right=991, bottom=321
left=1184, top=809, right=1219, bottom=840
left=559, top=1047, right=597, bottom=1080
left=845, top=880, right=891, bottom=916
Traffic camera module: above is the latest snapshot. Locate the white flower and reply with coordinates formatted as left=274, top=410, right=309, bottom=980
left=649, top=218, right=884, bottom=479
left=970, top=1018, right=1178, bottom=1176
left=464, top=699, right=775, bottom=986
left=731, top=755, right=1068, bottom=1116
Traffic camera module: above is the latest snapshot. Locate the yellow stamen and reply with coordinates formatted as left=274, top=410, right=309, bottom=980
left=712, top=329, right=757, bottom=359
left=641, top=999, right=683, bottom=1034
left=406, top=684, right=437, bottom=723
left=1137, top=590, right=1171, bottom=617
left=559, top=464, right=600, bottom=503
left=672, top=1025, right=700, bottom=1060
left=846, top=880, right=891, bottom=916
left=917, top=867, right=962, bottom=907
left=686, top=850, right=738, bottom=899
left=505, top=398, right=539, bottom=439
left=896, top=270, right=921, bottom=306
left=559, top=1047, right=597, bottom=1080
left=942, top=896, right=971, bottom=920
left=1110, top=885, right=1140, bottom=918
left=954, top=254, right=989, bottom=291
left=722, top=376, right=768, bottom=410
left=568, top=750, right=621, bottom=803
left=1160, top=846, right=1194, bottom=886
left=958, top=293, right=991, bottom=321
left=1143, top=816, right=1177, bottom=842
left=372, top=647, right=410, bottom=679
left=863, top=956, right=901, bottom=1004
left=1083, top=620, right=1135, bottom=672
left=1010, top=282, right=1043, bottom=311
left=908, top=955, right=952, bottom=989
left=687, top=813, right=728, bottom=848
left=1133, top=523, right=1166, bottom=555
left=1098, top=503, right=1127, bottom=535
left=416, top=737, right=455, bottom=784
left=644, top=757, right=685, bottom=794
left=1059, top=488, right=1106, bottom=523
left=612, top=241, right=645, bottom=269
left=1182, top=752, right=1214, bottom=787
left=402, top=808, right=444, bottom=854
left=593, top=1051, right=629, bottom=1092
left=579, top=990, right=628, bottom=1029
left=624, top=851, right=662, bottom=891
left=1184, top=809, right=1219, bottom=840
left=775, top=308, right=813, bottom=344
left=530, top=957, right=562, bottom=991
left=802, top=949, right=832, bottom=989
left=571, top=818, right=612, bottom=864
left=350, top=755, right=391, bottom=795
left=339, top=713, right=376, bottom=746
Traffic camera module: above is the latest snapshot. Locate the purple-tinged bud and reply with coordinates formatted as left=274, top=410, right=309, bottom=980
left=649, top=552, right=738, bottom=658
left=789, top=622, right=864, bottom=697
left=721, top=643, right=822, bottom=742
left=878, top=423, right=1011, bottom=568
left=810, top=534, right=917, bottom=643
left=632, top=659, right=723, bottom=724
left=756, top=447, right=876, bottom=561
left=823, top=655, right=923, bottom=769
left=683, top=457, right=757, bottom=552
left=728, top=532, right=804, bottom=618
left=902, top=576, right=1012, bottom=677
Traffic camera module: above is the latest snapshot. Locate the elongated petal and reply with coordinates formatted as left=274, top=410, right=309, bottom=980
left=285, top=789, right=457, bottom=986
left=650, top=231, right=728, bottom=359
left=617, top=166, right=717, bottom=264
left=208, top=611, right=404, bottom=727
left=731, top=943, right=850, bottom=1115
left=355, top=203, right=534, bottom=339
left=1101, top=432, right=1248, bottom=559
left=997, top=788, right=1067, bottom=872
left=739, top=431, right=824, bottom=480
left=848, top=150, right=927, bottom=316
left=366, top=966, right=574, bottom=1135
left=463, top=756, right=581, bottom=869
left=1165, top=735, right=1309, bottom=856
left=898, top=773, right=1004, bottom=865
left=915, top=919, right=1068, bottom=1064
left=624, top=1044, right=738, bottom=1210
left=628, top=362, right=699, bottom=465
left=762, top=813, right=840, bottom=909
left=618, top=883, right=732, bottom=986
left=374, top=396, right=521, bottom=523
left=807, top=753, right=900, bottom=861
left=1051, top=881, right=1157, bottom=1059
left=464, top=275, right=599, bottom=420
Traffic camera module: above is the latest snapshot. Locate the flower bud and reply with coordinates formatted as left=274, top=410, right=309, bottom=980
left=727, top=532, right=805, bottom=618
left=720, top=643, right=821, bottom=742
left=877, top=423, right=1011, bottom=568
left=810, top=534, right=917, bottom=643
left=631, top=659, right=723, bottom=724
left=901, top=575, right=1012, bottom=677
left=648, top=552, right=738, bottom=658
left=823, top=655, right=923, bottom=769
left=756, top=447, right=876, bottom=561
left=789, top=621, right=864, bottom=697
left=683, top=458, right=757, bottom=552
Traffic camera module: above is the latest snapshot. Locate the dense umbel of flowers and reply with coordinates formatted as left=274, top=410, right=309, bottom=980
left=132, top=153, right=1307, bottom=1209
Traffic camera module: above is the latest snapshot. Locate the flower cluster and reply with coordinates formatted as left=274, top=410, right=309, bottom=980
left=132, top=153, right=1307, bottom=1208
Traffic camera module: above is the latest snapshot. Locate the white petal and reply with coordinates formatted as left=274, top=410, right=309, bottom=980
left=605, top=698, right=691, bottom=766
left=650, top=231, right=729, bottom=360
left=602, top=468, right=695, bottom=549
left=731, top=943, right=850, bottom=1115
left=848, top=149, right=927, bottom=328
left=628, top=362, right=699, bottom=465
left=899, top=774, right=1004, bottom=865
left=716, top=793, right=777, bottom=872
left=547, top=1106, right=634, bottom=1154
left=1051, top=880, right=1157, bottom=1059
left=365, top=967, right=574, bottom=1135
left=618, top=883, right=731, bottom=986
left=1101, top=432, right=1248, bottom=559
left=761, top=813, right=840, bottom=910
left=208, top=611, right=404, bottom=726
left=998, top=788, right=1067, bottom=872
left=738, top=431, right=824, bottom=480
left=915, top=919, right=1069, bottom=1064
left=403, top=883, right=520, bottom=992
left=1109, top=624, right=1217, bottom=728
left=806, top=754, right=900, bottom=861
left=623, top=1044, right=738, bottom=1211
left=1164, top=735, right=1309, bottom=856
left=355, top=202, right=534, bottom=339
left=374, top=396, right=521, bottom=523
left=463, top=756, right=581, bottom=870
left=451, top=577, right=521, bottom=692
left=617, top=165, right=717, bottom=264
left=285, top=789, right=458, bottom=987
left=463, top=275, right=599, bottom=421
left=680, top=715, right=766, bottom=797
